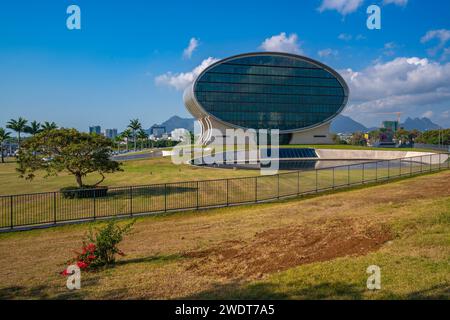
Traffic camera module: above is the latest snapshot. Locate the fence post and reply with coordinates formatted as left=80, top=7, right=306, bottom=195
left=362, top=163, right=365, bottom=184
left=347, top=165, right=350, bottom=186
left=93, top=188, right=96, bottom=221
left=315, top=169, right=318, bottom=192
left=388, top=160, right=390, bottom=179
left=196, top=181, right=199, bottom=209
left=332, top=167, right=335, bottom=189
left=410, top=158, right=413, bottom=176
left=226, top=179, right=229, bottom=206
left=130, top=186, right=133, bottom=217
left=297, top=171, right=300, bottom=195
left=277, top=174, right=280, bottom=199
left=164, top=184, right=167, bottom=212
left=53, top=192, right=57, bottom=224
left=439, top=153, right=441, bottom=170
left=375, top=161, right=378, bottom=182
left=255, top=177, right=258, bottom=203
left=10, top=195, right=13, bottom=230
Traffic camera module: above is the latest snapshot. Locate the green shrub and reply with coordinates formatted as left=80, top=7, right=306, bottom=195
left=87, top=219, right=136, bottom=267
left=62, top=219, right=135, bottom=275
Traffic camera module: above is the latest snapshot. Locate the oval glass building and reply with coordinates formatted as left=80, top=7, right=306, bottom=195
left=184, top=52, right=349, bottom=144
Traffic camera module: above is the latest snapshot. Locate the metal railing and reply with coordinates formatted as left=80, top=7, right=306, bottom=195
left=1, top=153, right=449, bottom=232
left=413, top=143, right=450, bottom=152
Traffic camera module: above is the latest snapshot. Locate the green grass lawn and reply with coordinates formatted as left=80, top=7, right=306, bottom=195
left=0, top=171, right=448, bottom=299
left=0, top=145, right=442, bottom=196
left=0, top=156, right=259, bottom=195
left=1, top=151, right=447, bottom=229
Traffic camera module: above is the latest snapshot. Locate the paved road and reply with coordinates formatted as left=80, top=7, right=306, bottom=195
left=112, top=150, right=163, bottom=161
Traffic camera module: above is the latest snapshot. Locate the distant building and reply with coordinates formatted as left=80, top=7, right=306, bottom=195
left=151, top=126, right=166, bottom=138
left=161, top=133, right=169, bottom=140
left=337, top=133, right=352, bottom=144
left=89, top=126, right=101, bottom=135
left=383, top=121, right=399, bottom=132
left=105, top=129, right=118, bottom=139
left=2, top=141, right=18, bottom=156
left=171, top=128, right=189, bottom=142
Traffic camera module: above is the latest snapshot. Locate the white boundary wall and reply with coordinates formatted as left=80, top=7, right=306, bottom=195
left=315, top=149, right=436, bottom=160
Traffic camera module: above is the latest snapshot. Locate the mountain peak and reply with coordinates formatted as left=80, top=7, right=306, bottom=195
left=401, top=117, right=440, bottom=131
left=330, top=115, right=368, bottom=133
left=146, top=116, right=195, bottom=133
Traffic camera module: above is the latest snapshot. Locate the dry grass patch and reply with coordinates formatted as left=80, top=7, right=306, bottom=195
left=0, top=171, right=449, bottom=299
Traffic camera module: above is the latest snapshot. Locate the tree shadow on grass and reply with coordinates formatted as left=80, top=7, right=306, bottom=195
left=0, top=284, right=83, bottom=300
left=183, top=281, right=365, bottom=300
left=182, top=281, right=450, bottom=300
left=0, top=276, right=101, bottom=300
left=395, top=284, right=450, bottom=300
left=108, top=185, right=197, bottom=198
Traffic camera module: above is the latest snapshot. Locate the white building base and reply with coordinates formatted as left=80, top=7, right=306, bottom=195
left=289, top=123, right=333, bottom=144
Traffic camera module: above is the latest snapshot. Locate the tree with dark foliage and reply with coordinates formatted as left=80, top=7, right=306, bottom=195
left=17, top=128, right=122, bottom=188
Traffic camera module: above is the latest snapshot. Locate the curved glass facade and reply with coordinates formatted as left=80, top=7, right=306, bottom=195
left=193, top=54, right=348, bottom=131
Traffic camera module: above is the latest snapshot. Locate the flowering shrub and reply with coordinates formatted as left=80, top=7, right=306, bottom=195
left=62, top=219, right=135, bottom=275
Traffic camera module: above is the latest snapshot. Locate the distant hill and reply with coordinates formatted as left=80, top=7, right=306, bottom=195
left=147, top=115, right=442, bottom=135
left=151, top=114, right=370, bottom=134
left=330, top=115, right=368, bottom=133
left=146, top=116, right=195, bottom=134
left=401, top=117, right=441, bottom=131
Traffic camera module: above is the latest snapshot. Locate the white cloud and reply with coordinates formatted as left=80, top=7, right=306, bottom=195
left=340, top=57, right=450, bottom=122
left=183, top=37, right=200, bottom=59
left=421, top=29, right=450, bottom=58
left=383, top=42, right=398, bottom=56
left=155, top=57, right=219, bottom=91
left=318, top=0, right=364, bottom=15
left=444, top=48, right=450, bottom=61
left=421, top=29, right=450, bottom=44
left=338, top=33, right=353, bottom=41
left=259, top=33, right=302, bottom=54
left=383, top=0, right=408, bottom=6
left=318, top=48, right=338, bottom=57
left=422, top=110, right=434, bottom=118
left=442, top=110, right=450, bottom=119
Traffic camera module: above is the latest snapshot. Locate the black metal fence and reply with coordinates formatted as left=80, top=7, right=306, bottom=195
left=1, top=153, right=449, bottom=232
left=413, top=143, right=450, bottom=152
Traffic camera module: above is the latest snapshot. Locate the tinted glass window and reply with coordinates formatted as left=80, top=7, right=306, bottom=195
left=194, top=55, right=347, bottom=131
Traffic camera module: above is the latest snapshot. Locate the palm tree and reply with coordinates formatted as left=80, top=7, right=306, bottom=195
left=137, top=129, right=149, bottom=150
left=25, top=120, right=42, bottom=135
left=41, top=121, right=58, bottom=131
left=128, top=119, right=142, bottom=151
left=0, top=128, right=11, bottom=163
left=6, top=117, right=27, bottom=148
left=114, top=134, right=124, bottom=153
left=121, top=129, right=133, bottom=152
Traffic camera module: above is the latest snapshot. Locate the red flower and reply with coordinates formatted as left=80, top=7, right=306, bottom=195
left=77, top=261, right=88, bottom=269
left=86, top=243, right=96, bottom=252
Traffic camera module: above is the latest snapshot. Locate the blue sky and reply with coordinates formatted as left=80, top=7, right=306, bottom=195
left=1, top=0, right=450, bottom=131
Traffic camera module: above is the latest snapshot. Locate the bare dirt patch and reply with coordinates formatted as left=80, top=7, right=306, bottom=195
left=184, top=217, right=392, bottom=280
